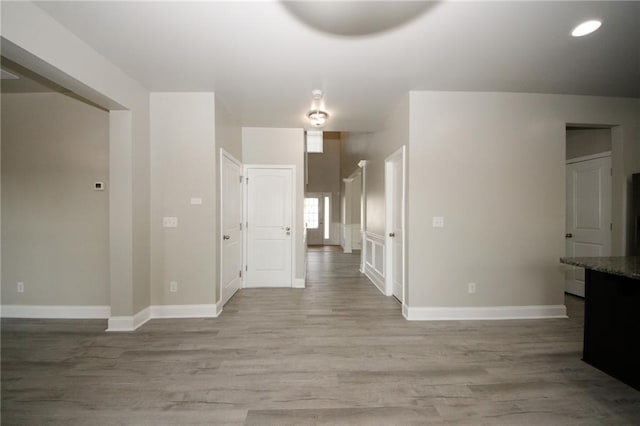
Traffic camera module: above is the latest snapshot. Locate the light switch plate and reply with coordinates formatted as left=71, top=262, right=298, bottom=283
left=163, top=217, right=178, bottom=228
left=432, top=216, right=444, bottom=228
left=190, top=197, right=203, bottom=205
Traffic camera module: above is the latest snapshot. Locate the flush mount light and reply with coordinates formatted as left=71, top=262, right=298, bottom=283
left=572, top=19, right=602, bottom=37
left=307, top=89, right=329, bottom=128
left=308, top=110, right=329, bottom=127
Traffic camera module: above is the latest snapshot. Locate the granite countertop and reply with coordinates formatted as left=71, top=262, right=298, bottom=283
left=560, top=256, right=640, bottom=280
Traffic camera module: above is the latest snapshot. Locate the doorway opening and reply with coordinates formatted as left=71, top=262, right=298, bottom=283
left=564, top=125, right=613, bottom=297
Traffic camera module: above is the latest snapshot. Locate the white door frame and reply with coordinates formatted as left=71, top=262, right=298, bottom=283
left=242, top=164, right=297, bottom=288
left=358, top=160, right=369, bottom=274
left=219, top=149, right=243, bottom=304
left=385, top=146, right=406, bottom=302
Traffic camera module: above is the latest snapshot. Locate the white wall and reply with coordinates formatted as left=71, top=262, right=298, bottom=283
left=1, top=1, right=151, bottom=320
left=242, top=127, right=305, bottom=282
left=150, top=93, right=217, bottom=306
left=1, top=93, right=109, bottom=306
left=566, top=128, right=611, bottom=160
left=407, top=91, right=639, bottom=310
left=341, top=95, right=409, bottom=236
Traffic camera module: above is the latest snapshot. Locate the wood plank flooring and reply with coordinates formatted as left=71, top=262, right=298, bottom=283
left=2, top=251, right=640, bottom=425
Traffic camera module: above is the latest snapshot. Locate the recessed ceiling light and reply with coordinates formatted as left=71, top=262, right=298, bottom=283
left=572, top=19, right=602, bottom=37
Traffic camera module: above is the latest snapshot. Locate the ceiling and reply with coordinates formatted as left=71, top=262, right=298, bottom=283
left=33, top=1, right=640, bottom=131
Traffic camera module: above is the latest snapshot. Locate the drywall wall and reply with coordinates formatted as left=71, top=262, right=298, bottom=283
left=408, top=91, right=639, bottom=309
left=242, top=127, right=305, bottom=282
left=2, top=1, right=151, bottom=321
left=307, top=135, right=341, bottom=244
left=150, top=93, right=217, bottom=306
left=1, top=93, right=109, bottom=306
left=566, top=128, right=612, bottom=160
left=341, top=95, right=409, bottom=236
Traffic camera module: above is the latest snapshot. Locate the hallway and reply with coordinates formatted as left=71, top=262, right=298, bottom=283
left=2, top=251, right=640, bottom=425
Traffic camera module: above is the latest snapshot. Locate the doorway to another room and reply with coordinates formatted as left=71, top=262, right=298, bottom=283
left=564, top=126, right=613, bottom=297
left=305, top=131, right=342, bottom=252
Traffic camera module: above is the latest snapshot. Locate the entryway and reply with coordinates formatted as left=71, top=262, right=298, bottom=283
left=564, top=126, right=613, bottom=297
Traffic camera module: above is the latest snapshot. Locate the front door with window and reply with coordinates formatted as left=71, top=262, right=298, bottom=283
left=305, top=193, right=330, bottom=245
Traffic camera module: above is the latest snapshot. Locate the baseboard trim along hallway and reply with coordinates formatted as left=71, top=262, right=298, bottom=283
left=0, top=305, right=111, bottom=319
left=107, top=302, right=223, bottom=331
left=403, top=304, right=568, bottom=321
left=1, top=303, right=223, bottom=332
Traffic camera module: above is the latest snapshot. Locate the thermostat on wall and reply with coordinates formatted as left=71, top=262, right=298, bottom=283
left=94, top=182, right=105, bottom=191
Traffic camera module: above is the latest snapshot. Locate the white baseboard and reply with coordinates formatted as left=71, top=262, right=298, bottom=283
left=107, top=303, right=221, bottom=332
left=106, top=315, right=135, bottom=332
left=1, top=305, right=110, bottom=319
left=134, top=306, right=151, bottom=328
left=404, top=304, right=568, bottom=321
left=364, top=266, right=386, bottom=296
left=150, top=303, right=221, bottom=319
left=293, top=278, right=305, bottom=289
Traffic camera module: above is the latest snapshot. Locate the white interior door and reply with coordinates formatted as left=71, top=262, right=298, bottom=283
left=385, top=147, right=405, bottom=302
left=220, top=152, right=243, bottom=305
left=565, top=155, right=612, bottom=297
left=305, top=193, right=324, bottom=245
left=246, top=167, right=293, bottom=287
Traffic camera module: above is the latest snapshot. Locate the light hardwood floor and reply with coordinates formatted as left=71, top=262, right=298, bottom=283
left=2, top=251, right=639, bottom=425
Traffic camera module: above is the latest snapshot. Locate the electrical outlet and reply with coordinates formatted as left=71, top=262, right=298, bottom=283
left=468, top=282, right=476, bottom=294
left=169, top=281, right=178, bottom=293
left=17, top=282, right=24, bottom=293
left=163, top=217, right=178, bottom=228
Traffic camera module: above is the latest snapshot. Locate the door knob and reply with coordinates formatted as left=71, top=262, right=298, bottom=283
left=284, top=227, right=291, bottom=231
left=565, top=233, right=573, bottom=238
left=389, top=232, right=395, bottom=238
left=223, top=234, right=230, bottom=240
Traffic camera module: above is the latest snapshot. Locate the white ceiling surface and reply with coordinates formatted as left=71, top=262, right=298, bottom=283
left=34, top=1, right=640, bottom=131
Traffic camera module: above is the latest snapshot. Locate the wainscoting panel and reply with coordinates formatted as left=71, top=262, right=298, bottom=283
left=364, top=232, right=385, bottom=295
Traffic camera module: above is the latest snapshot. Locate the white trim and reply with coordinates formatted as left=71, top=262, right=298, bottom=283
left=363, top=231, right=386, bottom=295
left=107, top=306, right=150, bottom=332
left=107, top=303, right=222, bottom=331
left=565, top=151, right=612, bottom=164
left=293, top=278, right=306, bottom=288
left=364, top=267, right=386, bottom=295
left=106, top=316, right=135, bottom=332
left=385, top=145, right=406, bottom=304
left=1, top=305, right=110, bottom=319
left=133, top=306, right=151, bottom=329
left=359, top=230, right=366, bottom=273
left=404, top=305, right=568, bottom=321
left=150, top=303, right=221, bottom=319
left=358, top=160, right=368, bottom=274
left=220, top=148, right=244, bottom=306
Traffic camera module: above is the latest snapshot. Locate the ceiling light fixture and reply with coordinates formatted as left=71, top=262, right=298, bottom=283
left=308, top=110, right=329, bottom=127
left=571, top=19, right=602, bottom=37
left=308, top=89, right=329, bottom=128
